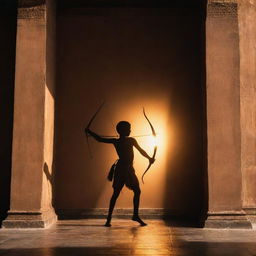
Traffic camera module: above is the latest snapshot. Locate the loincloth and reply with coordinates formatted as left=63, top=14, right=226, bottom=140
left=112, top=161, right=139, bottom=190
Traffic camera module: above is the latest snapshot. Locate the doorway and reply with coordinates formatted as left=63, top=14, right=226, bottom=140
left=55, top=1, right=207, bottom=222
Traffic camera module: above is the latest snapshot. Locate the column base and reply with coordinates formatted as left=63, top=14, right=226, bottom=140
left=2, top=208, right=57, bottom=228
left=244, top=208, right=256, bottom=229
left=204, top=211, right=252, bottom=229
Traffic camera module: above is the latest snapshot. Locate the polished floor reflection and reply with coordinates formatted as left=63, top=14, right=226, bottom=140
left=0, top=219, right=256, bottom=256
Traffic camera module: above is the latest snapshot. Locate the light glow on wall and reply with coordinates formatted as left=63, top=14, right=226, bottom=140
left=133, top=105, right=169, bottom=194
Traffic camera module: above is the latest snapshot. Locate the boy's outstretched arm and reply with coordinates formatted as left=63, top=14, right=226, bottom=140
left=132, top=138, right=155, bottom=164
left=85, top=128, right=115, bottom=144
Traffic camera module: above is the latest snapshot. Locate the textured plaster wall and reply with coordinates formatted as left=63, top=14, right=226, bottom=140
left=10, top=18, right=46, bottom=211
left=9, top=0, right=56, bottom=214
left=206, top=2, right=243, bottom=212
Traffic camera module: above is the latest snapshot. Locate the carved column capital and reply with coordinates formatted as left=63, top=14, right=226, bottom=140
left=207, top=1, right=238, bottom=18
left=18, top=0, right=46, bottom=19
left=208, top=0, right=237, bottom=3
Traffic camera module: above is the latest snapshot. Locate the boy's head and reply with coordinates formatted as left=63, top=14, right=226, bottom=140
left=116, top=121, right=131, bottom=136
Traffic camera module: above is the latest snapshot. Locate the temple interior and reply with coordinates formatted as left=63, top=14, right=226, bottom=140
left=0, top=0, right=256, bottom=255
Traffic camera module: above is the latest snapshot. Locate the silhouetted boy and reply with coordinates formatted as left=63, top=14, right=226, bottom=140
left=85, top=121, right=154, bottom=227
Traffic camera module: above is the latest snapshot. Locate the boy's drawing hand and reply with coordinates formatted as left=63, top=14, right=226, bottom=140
left=149, top=158, right=155, bottom=164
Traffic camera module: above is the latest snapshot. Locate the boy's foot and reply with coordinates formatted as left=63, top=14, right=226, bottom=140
left=132, top=216, right=147, bottom=226
left=104, top=220, right=111, bottom=227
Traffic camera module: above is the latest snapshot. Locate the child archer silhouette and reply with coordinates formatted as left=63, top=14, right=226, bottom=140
left=85, top=121, right=155, bottom=227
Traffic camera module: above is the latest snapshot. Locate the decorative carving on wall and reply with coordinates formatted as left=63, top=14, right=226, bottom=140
left=18, top=0, right=46, bottom=19
left=208, top=0, right=237, bottom=2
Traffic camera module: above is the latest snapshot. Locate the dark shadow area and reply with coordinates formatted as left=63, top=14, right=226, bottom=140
left=171, top=242, right=256, bottom=256
left=164, top=219, right=204, bottom=228
left=200, top=0, right=208, bottom=226
left=43, top=162, right=56, bottom=208
left=58, top=223, right=105, bottom=226
left=163, top=0, right=208, bottom=227
left=0, top=242, right=256, bottom=256
left=57, top=219, right=200, bottom=228
left=0, top=0, right=17, bottom=226
left=58, top=0, right=206, bottom=9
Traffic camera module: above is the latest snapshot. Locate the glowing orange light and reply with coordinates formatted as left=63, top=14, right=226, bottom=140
left=149, top=136, right=158, bottom=148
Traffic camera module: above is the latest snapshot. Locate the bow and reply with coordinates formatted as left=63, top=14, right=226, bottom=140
left=85, top=102, right=105, bottom=158
left=142, top=108, right=157, bottom=184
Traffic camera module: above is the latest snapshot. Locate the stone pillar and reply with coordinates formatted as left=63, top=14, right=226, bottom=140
left=204, top=0, right=251, bottom=228
left=238, top=0, right=256, bottom=228
left=2, top=0, right=57, bottom=228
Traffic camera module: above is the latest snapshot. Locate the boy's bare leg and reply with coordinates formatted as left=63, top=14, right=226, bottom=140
left=132, top=188, right=147, bottom=226
left=105, top=186, right=123, bottom=227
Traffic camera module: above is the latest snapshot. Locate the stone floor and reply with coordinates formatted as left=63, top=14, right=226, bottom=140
left=0, top=219, right=256, bottom=256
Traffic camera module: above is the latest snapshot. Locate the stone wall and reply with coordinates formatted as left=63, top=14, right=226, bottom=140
left=205, top=0, right=256, bottom=228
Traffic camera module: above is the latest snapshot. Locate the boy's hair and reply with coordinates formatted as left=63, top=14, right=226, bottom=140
left=116, top=121, right=131, bottom=135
